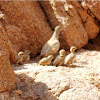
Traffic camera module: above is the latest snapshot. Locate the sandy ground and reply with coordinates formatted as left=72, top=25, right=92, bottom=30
left=1, top=49, right=100, bottom=100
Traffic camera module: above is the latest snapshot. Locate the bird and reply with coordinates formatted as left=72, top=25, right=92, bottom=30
left=0, top=12, right=4, bottom=29
left=0, top=13, right=4, bottom=19
left=39, top=55, right=54, bottom=66
left=15, top=51, right=24, bottom=65
left=40, top=26, right=62, bottom=57
left=23, top=50, right=31, bottom=62
left=64, top=46, right=77, bottom=67
left=53, top=49, right=66, bottom=66
left=0, top=11, right=4, bottom=19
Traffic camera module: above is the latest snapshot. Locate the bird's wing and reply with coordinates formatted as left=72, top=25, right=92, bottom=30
left=49, top=41, right=60, bottom=55
left=41, top=42, right=51, bottom=56
left=53, top=56, right=60, bottom=65
left=64, top=53, right=74, bottom=64
left=41, top=41, right=60, bottom=56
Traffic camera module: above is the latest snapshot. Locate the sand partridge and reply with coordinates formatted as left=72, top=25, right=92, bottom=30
left=53, top=49, right=66, bottom=66
left=23, top=50, right=31, bottom=62
left=64, top=46, right=77, bottom=66
left=39, top=55, right=54, bottom=66
left=16, top=51, right=24, bottom=65
left=40, top=26, right=62, bottom=57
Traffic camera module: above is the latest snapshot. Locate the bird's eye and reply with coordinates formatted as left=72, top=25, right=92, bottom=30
left=74, top=49, right=77, bottom=53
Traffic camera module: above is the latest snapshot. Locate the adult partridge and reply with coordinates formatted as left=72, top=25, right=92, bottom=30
left=40, top=26, right=62, bottom=57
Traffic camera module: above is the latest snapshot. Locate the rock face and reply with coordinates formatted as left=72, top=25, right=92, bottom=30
left=0, top=0, right=99, bottom=93
left=0, top=1, right=53, bottom=56
left=0, top=51, right=16, bottom=92
left=0, top=0, right=99, bottom=54
left=0, top=26, right=16, bottom=92
left=39, top=0, right=100, bottom=49
left=70, top=1, right=99, bottom=39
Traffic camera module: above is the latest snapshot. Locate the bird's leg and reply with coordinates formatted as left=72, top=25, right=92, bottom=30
left=18, top=62, right=23, bottom=65
left=39, top=53, right=45, bottom=59
left=59, top=62, right=63, bottom=66
left=26, top=56, right=30, bottom=61
left=70, top=63, right=76, bottom=67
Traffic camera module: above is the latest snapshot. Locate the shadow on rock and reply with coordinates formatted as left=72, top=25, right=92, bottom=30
left=10, top=73, right=57, bottom=100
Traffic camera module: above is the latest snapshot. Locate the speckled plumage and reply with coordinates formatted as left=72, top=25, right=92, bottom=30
left=53, top=49, right=66, bottom=66
left=39, top=55, right=54, bottom=66
left=64, top=46, right=77, bottom=66
left=23, top=50, right=31, bottom=62
left=41, top=26, right=62, bottom=57
left=16, top=51, right=24, bottom=65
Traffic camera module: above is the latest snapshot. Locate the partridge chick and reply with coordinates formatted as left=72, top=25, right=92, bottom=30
left=53, top=49, right=66, bottom=66
left=0, top=11, right=4, bottom=19
left=40, top=26, right=62, bottom=57
left=64, top=46, right=77, bottom=67
left=0, top=13, right=4, bottom=19
left=39, top=55, right=54, bottom=66
left=23, top=50, right=31, bottom=62
left=16, top=51, right=24, bottom=65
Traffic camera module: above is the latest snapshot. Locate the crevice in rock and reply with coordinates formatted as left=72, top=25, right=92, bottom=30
left=38, top=1, right=54, bottom=31
left=58, top=85, right=70, bottom=97
left=86, top=8, right=100, bottom=27
left=76, top=9, right=85, bottom=25
left=84, top=33, right=100, bottom=50
left=87, top=8, right=96, bottom=19
left=72, top=1, right=87, bottom=26
left=78, top=0, right=85, bottom=10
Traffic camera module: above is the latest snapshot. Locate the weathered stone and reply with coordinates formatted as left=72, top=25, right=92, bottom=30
left=39, top=1, right=60, bottom=28
left=84, top=16, right=99, bottom=39
left=81, top=1, right=100, bottom=21
left=0, top=21, right=16, bottom=92
left=0, top=1, right=53, bottom=56
left=0, top=92, right=10, bottom=100
left=0, top=50, right=16, bottom=92
left=40, top=0, right=88, bottom=49
left=40, top=0, right=100, bottom=49
left=70, top=1, right=99, bottom=39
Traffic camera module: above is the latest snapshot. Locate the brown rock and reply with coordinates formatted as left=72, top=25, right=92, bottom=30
left=40, top=0, right=88, bottom=49
left=39, top=1, right=60, bottom=28
left=70, top=1, right=99, bottom=39
left=0, top=92, right=10, bottom=100
left=0, top=51, right=16, bottom=92
left=14, top=89, right=22, bottom=95
left=8, top=40, right=17, bottom=64
left=81, top=1, right=100, bottom=21
left=40, top=0, right=100, bottom=49
left=0, top=21, right=16, bottom=92
left=0, top=1, right=53, bottom=56
left=84, top=16, right=99, bottom=39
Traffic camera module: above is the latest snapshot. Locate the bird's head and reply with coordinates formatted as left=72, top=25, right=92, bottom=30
left=48, top=55, right=54, bottom=60
left=24, top=50, right=31, bottom=55
left=0, top=11, right=5, bottom=19
left=59, top=49, right=66, bottom=56
left=54, top=26, right=62, bottom=33
left=18, top=51, right=24, bottom=56
left=70, top=46, right=77, bottom=53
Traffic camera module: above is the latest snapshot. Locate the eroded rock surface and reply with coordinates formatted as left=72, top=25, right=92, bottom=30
left=0, top=1, right=53, bottom=56
left=39, top=0, right=100, bottom=49
left=0, top=28, right=16, bottom=92
left=0, top=0, right=99, bottom=54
